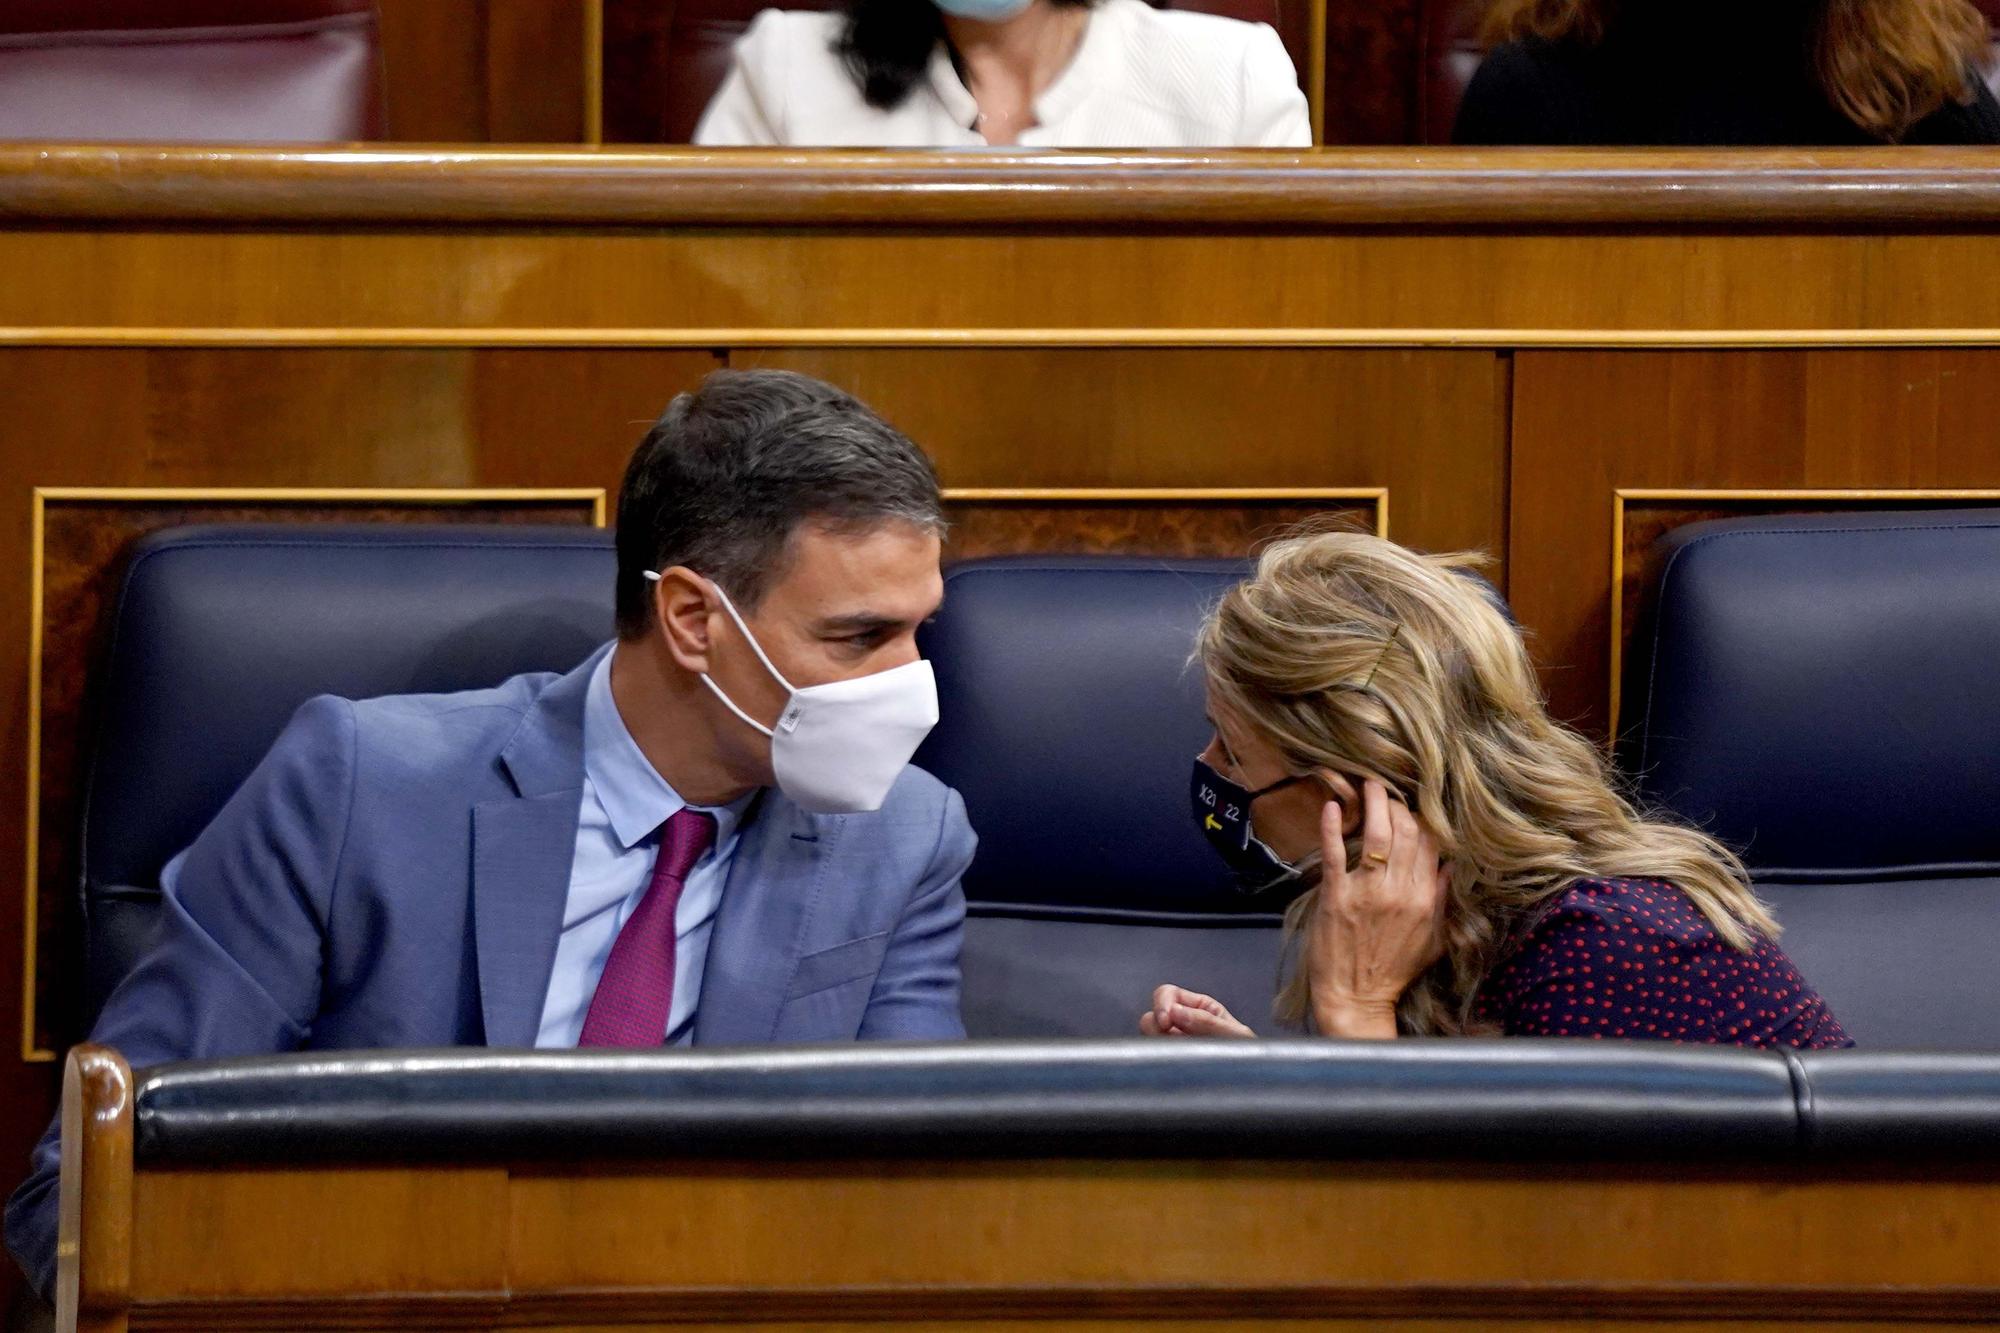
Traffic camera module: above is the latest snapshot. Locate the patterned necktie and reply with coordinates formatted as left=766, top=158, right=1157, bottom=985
left=577, top=807, right=717, bottom=1047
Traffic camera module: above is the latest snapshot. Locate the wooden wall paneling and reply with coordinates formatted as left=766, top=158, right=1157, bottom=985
left=79, top=1142, right=2000, bottom=1326
left=945, top=492, right=1378, bottom=561
left=131, top=1168, right=512, bottom=1300
left=500, top=1162, right=2000, bottom=1298
left=1509, top=349, right=2000, bottom=738
left=0, top=345, right=718, bottom=493
left=731, top=349, right=1509, bottom=578
left=17, top=229, right=2000, bottom=342
left=375, top=0, right=593, bottom=142
left=1320, top=0, right=1421, bottom=144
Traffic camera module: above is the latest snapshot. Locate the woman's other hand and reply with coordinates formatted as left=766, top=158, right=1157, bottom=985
left=1140, top=983, right=1256, bottom=1038
left=1308, top=778, right=1449, bottom=1039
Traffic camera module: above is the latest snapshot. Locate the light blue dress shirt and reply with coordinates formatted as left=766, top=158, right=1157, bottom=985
left=535, top=647, right=754, bottom=1048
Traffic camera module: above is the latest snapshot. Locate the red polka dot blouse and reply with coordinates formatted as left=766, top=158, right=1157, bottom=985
left=1472, top=877, right=1851, bottom=1049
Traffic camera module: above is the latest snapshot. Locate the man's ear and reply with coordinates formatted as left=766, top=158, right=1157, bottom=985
left=1311, top=768, right=1365, bottom=837
left=653, top=567, right=717, bottom=674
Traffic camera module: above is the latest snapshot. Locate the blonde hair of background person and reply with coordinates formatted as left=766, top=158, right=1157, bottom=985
left=1151, top=527, right=1788, bottom=1041
left=1482, top=0, right=1992, bottom=141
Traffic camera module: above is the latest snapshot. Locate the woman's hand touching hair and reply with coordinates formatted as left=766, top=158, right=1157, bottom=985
left=1306, top=777, right=1449, bottom=1039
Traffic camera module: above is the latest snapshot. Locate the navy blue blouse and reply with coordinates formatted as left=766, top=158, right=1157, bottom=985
left=1474, top=877, right=1851, bottom=1049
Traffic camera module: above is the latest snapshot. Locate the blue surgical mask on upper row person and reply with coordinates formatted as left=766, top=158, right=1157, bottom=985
left=933, top=0, right=1038, bottom=22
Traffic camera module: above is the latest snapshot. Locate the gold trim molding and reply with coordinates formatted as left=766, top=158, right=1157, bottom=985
left=22, top=487, right=609, bottom=1064
left=946, top=486, right=1388, bottom=538
left=1307, top=0, right=1327, bottom=146
left=4, top=327, right=2000, bottom=350
left=1608, top=488, right=2000, bottom=740
left=584, top=0, right=606, bottom=147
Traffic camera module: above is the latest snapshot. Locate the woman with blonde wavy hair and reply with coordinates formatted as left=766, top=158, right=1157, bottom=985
left=1142, top=529, right=1850, bottom=1047
left=1453, top=0, right=2000, bottom=145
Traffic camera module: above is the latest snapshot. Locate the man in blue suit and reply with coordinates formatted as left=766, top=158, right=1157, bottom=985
left=6, top=370, right=976, bottom=1297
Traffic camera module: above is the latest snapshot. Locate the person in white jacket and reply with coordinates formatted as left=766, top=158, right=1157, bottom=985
left=694, top=0, right=1311, bottom=147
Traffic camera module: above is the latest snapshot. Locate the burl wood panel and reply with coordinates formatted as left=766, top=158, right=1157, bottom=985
left=946, top=500, right=1374, bottom=560
left=1509, top=348, right=2000, bottom=737
left=736, top=349, right=1506, bottom=578
left=30, top=495, right=602, bottom=1057
left=375, top=0, right=592, bottom=143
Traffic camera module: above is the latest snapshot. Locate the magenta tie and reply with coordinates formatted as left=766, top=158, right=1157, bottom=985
left=577, top=807, right=717, bottom=1048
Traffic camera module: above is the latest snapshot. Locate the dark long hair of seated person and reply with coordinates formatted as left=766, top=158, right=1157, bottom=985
left=1454, top=0, right=2000, bottom=145
left=840, top=0, right=1095, bottom=109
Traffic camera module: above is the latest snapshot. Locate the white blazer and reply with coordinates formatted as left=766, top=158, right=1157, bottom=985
left=694, top=0, right=1312, bottom=148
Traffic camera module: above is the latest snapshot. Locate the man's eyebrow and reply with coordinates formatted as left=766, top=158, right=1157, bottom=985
left=814, top=612, right=906, bottom=634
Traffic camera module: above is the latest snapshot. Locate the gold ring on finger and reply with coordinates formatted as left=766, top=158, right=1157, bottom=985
left=1364, top=851, right=1390, bottom=867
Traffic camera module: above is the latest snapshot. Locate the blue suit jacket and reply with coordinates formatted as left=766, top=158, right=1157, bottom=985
left=6, top=650, right=974, bottom=1296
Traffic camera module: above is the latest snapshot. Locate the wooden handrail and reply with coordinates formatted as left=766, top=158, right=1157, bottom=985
left=4, top=145, right=2000, bottom=228
left=57, top=1045, right=133, bottom=1333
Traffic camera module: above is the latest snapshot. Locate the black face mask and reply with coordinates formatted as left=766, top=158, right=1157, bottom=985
left=1190, top=757, right=1319, bottom=895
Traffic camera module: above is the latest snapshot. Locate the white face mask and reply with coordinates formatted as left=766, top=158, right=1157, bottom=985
left=646, top=571, right=940, bottom=814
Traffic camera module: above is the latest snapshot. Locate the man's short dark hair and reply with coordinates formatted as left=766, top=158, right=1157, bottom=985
left=614, top=369, right=944, bottom=638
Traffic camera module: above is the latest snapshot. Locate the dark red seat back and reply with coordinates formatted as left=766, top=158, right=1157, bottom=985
left=0, top=0, right=383, bottom=142
left=1416, top=0, right=1487, bottom=144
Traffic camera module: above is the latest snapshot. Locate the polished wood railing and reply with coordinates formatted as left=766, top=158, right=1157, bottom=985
left=54, top=1043, right=2000, bottom=1332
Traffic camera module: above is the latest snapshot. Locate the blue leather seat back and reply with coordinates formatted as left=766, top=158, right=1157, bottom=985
left=1621, top=509, right=2000, bottom=1048
left=82, top=524, right=617, bottom=1019
left=916, top=558, right=1291, bottom=1037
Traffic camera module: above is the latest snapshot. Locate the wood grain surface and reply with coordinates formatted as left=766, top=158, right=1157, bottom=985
left=77, top=1150, right=2000, bottom=1327
left=1509, top=349, right=2000, bottom=732
left=11, top=146, right=2000, bottom=227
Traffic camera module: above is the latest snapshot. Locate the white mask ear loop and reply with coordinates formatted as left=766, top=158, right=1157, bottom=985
left=643, top=570, right=797, bottom=737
